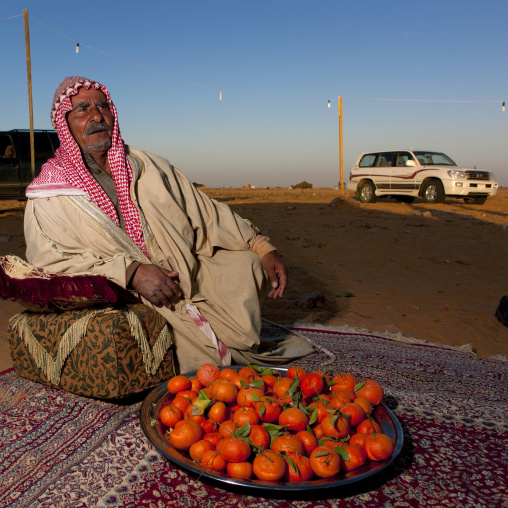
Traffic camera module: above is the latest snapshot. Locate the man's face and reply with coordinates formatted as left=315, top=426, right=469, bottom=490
left=67, top=88, right=114, bottom=155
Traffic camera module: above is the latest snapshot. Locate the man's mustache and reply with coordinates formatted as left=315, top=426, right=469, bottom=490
left=84, top=122, right=112, bottom=136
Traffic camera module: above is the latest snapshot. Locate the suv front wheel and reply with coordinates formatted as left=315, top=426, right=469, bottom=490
left=422, top=180, right=445, bottom=204
left=359, top=181, right=377, bottom=203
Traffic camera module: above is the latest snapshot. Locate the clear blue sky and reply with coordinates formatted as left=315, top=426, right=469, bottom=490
left=1, top=0, right=507, bottom=187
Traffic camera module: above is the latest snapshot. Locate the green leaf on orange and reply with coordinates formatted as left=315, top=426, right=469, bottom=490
left=334, top=446, right=350, bottom=461
left=288, top=379, right=300, bottom=395
left=250, top=392, right=261, bottom=402
left=283, top=454, right=299, bottom=474
left=308, top=407, right=318, bottom=426
left=235, top=422, right=251, bottom=437
left=354, top=381, right=365, bottom=392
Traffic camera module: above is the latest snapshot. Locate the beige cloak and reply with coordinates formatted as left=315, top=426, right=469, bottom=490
left=24, top=147, right=313, bottom=373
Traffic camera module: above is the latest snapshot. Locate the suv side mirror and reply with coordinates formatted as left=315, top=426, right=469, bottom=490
left=406, top=160, right=417, bottom=167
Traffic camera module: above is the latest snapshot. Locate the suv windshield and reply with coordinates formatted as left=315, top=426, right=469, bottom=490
left=413, top=151, right=457, bottom=166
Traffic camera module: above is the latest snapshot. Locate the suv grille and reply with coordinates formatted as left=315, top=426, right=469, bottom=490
left=466, top=171, right=490, bottom=181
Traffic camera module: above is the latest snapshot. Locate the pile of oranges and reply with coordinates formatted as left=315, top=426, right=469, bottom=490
left=158, top=363, right=395, bottom=483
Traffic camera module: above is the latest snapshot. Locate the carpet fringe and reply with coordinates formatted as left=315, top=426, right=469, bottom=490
left=289, top=321, right=508, bottom=361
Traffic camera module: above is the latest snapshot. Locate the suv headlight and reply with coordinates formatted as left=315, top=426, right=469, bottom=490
left=447, top=169, right=466, bottom=179
left=489, top=171, right=496, bottom=180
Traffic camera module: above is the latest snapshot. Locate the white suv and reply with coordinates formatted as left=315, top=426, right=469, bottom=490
left=348, top=150, right=498, bottom=204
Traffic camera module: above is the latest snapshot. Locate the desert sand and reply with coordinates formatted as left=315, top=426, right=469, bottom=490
left=1, top=188, right=507, bottom=373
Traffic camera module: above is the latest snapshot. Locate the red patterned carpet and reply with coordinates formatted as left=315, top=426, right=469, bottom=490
left=1, top=325, right=507, bottom=507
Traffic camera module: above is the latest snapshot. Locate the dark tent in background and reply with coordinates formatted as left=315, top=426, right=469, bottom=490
left=291, top=181, right=313, bottom=189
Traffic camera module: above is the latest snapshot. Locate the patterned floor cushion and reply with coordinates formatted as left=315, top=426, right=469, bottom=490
left=8, top=303, right=174, bottom=399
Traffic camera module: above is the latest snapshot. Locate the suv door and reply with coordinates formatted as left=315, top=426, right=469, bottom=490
left=391, top=151, right=418, bottom=192
left=0, top=134, right=20, bottom=196
left=372, top=152, right=395, bottom=191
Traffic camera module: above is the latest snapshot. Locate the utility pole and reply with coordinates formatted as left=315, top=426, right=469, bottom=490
left=338, top=96, right=344, bottom=195
left=24, top=9, right=35, bottom=179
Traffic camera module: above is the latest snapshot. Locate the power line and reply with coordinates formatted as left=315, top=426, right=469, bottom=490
left=343, top=97, right=501, bottom=104
left=29, top=15, right=219, bottom=93
left=0, top=14, right=23, bottom=22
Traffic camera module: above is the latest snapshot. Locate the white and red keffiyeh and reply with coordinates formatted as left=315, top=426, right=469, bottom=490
left=26, top=76, right=148, bottom=257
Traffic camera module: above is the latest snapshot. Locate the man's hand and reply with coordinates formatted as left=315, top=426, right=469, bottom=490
left=131, top=264, right=182, bottom=309
left=261, top=250, right=288, bottom=299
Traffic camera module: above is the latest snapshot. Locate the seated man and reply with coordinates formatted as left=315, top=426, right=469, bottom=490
left=24, top=76, right=312, bottom=373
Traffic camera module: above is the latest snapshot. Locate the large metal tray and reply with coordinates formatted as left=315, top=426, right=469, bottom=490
left=139, top=366, right=403, bottom=492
